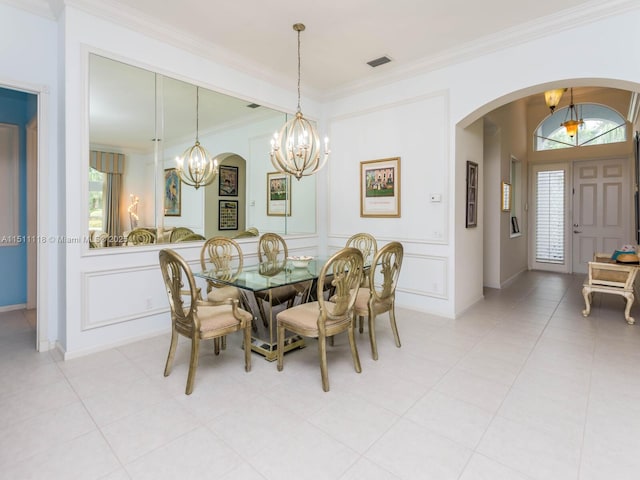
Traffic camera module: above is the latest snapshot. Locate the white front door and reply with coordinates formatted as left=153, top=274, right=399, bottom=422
left=571, top=158, right=630, bottom=274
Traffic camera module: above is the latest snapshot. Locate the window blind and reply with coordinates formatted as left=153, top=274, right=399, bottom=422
left=536, top=170, right=565, bottom=263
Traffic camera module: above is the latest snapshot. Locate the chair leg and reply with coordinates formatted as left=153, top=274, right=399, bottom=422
left=389, top=306, right=401, bottom=348
left=359, top=315, right=364, bottom=334
left=624, top=292, right=635, bottom=325
left=581, top=286, right=592, bottom=317
left=318, top=334, right=330, bottom=392
left=347, top=323, right=362, bottom=374
left=164, top=329, right=178, bottom=377
left=214, top=337, right=221, bottom=355
left=185, top=337, right=200, bottom=395
left=221, top=335, right=227, bottom=350
left=244, top=324, right=252, bottom=372
left=368, top=312, right=379, bottom=361
left=277, top=321, right=285, bottom=371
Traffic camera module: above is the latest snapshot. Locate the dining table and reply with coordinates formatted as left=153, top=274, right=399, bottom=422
left=195, top=257, right=328, bottom=361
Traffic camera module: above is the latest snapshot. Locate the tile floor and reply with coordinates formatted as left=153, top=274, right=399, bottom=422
left=1, top=271, right=640, bottom=479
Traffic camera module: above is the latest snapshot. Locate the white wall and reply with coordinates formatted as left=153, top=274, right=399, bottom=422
left=8, top=2, right=640, bottom=354
left=0, top=3, right=60, bottom=347
left=61, top=6, right=322, bottom=356
left=484, top=100, right=529, bottom=286
left=325, top=5, right=640, bottom=317
left=326, top=92, right=451, bottom=316
left=483, top=120, right=501, bottom=288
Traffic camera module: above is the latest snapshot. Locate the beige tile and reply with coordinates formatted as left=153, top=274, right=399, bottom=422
left=101, top=399, right=199, bottom=464
left=0, top=430, right=120, bottom=480
left=125, top=426, right=244, bottom=480
left=308, top=392, right=399, bottom=453
left=0, top=402, right=96, bottom=468
left=477, top=415, right=581, bottom=480
left=405, top=390, right=494, bottom=448
left=365, top=418, right=472, bottom=480
left=459, top=454, right=532, bottom=480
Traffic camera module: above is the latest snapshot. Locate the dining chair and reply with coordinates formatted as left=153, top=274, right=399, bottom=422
left=346, top=232, right=378, bottom=266
left=176, top=232, right=206, bottom=242
left=126, top=228, right=156, bottom=245
left=276, top=247, right=364, bottom=392
left=200, top=237, right=245, bottom=350
left=346, top=232, right=378, bottom=293
left=353, top=241, right=404, bottom=360
left=158, top=249, right=252, bottom=395
left=200, top=236, right=244, bottom=303
left=169, top=226, right=195, bottom=243
left=233, top=227, right=260, bottom=239
left=255, top=233, right=301, bottom=327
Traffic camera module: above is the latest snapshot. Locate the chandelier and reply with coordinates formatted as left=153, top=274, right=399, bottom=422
left=561, top=88, right=584, bottom=138
left=176, top=86, right=218, bottom=189
left=544, top=88, right=565, bottom=114
left=270, top=23, right=329, bottom=180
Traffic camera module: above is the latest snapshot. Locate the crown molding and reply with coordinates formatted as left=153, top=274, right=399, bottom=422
left=1, top=0, right=57, bottom=19
left=62, top=0, right=309, bottom=98
left=6, top=0, right=639, bottom=102
left=322, top=0, right=640, bottom=101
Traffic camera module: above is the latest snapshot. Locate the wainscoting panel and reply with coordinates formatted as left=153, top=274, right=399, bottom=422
left=398, top=253, right=448, bottom=299
left=81, top=264, right=172, bottom=330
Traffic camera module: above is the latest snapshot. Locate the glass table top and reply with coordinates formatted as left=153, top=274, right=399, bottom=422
left=195, top=258, right=328, bottom=292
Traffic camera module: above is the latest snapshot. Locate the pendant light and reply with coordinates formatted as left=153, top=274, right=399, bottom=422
left=544, top=88, right=565, bottom=114
left=270, top=23, right=329, bottom=180
left=176, top=86, right=218, bottom=189
left=561, top=88, right=584, bottom=138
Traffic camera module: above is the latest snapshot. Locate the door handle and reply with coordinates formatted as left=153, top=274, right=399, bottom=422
left=573, top=230, right=582, bottom=234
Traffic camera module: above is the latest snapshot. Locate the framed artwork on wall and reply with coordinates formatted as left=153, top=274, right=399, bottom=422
left=164, top=168, right=181, bottom=216
left=267, top=171, right=291, bottom=216
left=219, top=165, right=238, bottom=196
left=511, top=216, right=520, bottom=234
left=360, top=157, right=401, bottom=217
left=465, top=161, right=478, bottom=228
left=218, top=200, right=238, bottom=230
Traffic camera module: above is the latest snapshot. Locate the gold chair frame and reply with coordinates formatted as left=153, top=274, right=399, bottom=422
left=255, top=233, right=300, bottom=328
left=159, top=249, right=252, bottom=394
left=176, top=232, right=206, bottom=242
left=169, top=226, right=196, bottom=243
left=276, top=247, right=364, bottom=392
left=200, top=237, right=244, bottom=296
left=126, top=228, right=156, bottom=245
left=354, top=241, right=404, bottom=360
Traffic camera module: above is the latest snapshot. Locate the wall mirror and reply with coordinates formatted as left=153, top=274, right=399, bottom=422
left=88, top=53, right=317, bottom=248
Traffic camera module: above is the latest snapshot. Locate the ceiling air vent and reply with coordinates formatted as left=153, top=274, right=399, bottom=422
left=246, top=103, right=261, bottom=109
left=366, top=56, right=392, bottom=68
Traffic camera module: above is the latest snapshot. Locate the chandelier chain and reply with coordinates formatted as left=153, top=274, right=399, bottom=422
left=196, top=86, right=200, bottom=142
left=297, top=28, right=301, bottom=113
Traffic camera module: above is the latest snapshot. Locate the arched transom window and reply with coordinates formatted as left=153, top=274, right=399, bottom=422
left=535, top=103, right=626, bottom=151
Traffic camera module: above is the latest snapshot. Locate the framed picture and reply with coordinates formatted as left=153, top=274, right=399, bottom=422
left=360, top=157, right=401, bottom=217
left=218, top=200, right=238, bottom=230
left=511, top=216, right=520, bottom=234
left=502, top=181, right=512, bottom=211
left=267, top=172, right=292, bottom=216
left=465, top=161, right=478, bottom=228
left=164, top=168, right=181, bottom=216
left=218, top=165, right=238, bottom=196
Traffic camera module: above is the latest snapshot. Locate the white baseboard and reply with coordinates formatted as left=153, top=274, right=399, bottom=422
left=0, top=303, right=27, bottom=313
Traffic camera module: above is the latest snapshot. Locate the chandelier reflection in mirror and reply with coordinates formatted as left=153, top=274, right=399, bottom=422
left=176, top=86, right=218, bottom=189
left=270, top=23, right=329, bottom=181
